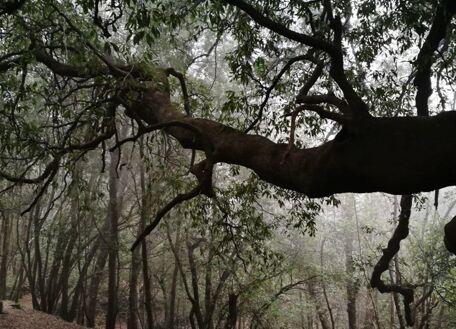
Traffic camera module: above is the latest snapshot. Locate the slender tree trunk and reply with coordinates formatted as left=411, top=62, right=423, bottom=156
left=345, top=236, right=358, bottom=329
left=60, top=221, right=78, bottom=319
left=168, top=221, right=182, bottom=329
left=0, top=213, right=10, bottom=300
left=344, top=230, right=357, bottom=329
left=106, top=147, right=120, bottom=329
left=187, top=239, right=205, bottom=328
left=10, top=264, right=24, bottom=302
left=342, top=195, right=358, bottom=329
left=69, top=170, right=101, bottom=323
left=0, top=212, right=10, bottom=314
left=21, top=211, right=39, bottom=309
left=68, top=239, right=100, bottom=323
left=45, top=225, right=68, bottom=313
left=139, top=137, right=154, bottom=329
left=86, top=215, right=110, bottom=325
left=320, top=240, right=335, bottom=329
left=389, top=259, right=406, bottom=328
left=86, top=145, right=123, bottom=328
left=128, top=217, right=142, bottom=329
left=307, top=281, right=331, bottom=329
left=32, top=204, right=47, bottom=311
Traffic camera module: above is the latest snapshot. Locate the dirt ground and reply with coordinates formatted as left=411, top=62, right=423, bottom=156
left=0, top=300, right=88, bottom=329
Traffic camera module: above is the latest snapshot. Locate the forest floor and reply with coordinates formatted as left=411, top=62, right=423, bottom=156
left=0, top=299, right=88, bottom=329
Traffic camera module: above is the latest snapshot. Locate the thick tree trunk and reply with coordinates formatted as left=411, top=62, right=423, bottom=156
left=131, top=88, right=456, bottom=198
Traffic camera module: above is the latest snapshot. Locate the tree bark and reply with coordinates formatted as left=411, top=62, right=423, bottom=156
left=128, top=88, right=456, bottom=198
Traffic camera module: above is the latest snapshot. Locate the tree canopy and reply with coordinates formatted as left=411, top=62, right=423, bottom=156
left=1, top=0, right=455, bottom=195
left=1, top=0, right=456, bottom=327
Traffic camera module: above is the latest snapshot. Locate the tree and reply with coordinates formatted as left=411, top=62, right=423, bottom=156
left=1, top=0, right=456, bottom=327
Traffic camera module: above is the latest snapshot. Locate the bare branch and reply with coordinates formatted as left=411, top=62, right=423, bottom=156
left=0, top=156, right=60, bottom=184
left=130, top=184, right=202, bottom=251
left=245, top=54, right=318, bottom=133
left=296, top=61, right=325, bottom=101
left=223, top=0, right=335, bottom=54
left=20, top=166, right=60, bottom=215
left=50, top=4, right=129, bottom=77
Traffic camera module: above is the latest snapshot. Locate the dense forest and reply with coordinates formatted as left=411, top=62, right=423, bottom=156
left=0, top=0, right=456, bottom=328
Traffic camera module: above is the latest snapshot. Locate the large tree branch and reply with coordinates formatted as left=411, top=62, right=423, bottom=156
left=32, top=46, right=108, bottom=79
left=128, top=86, right=456, bottom=198
left=26, top=30, right=456, bottom=199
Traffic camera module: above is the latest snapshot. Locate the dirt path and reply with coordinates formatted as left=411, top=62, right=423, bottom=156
left=0, top=300, right=88, bottom=329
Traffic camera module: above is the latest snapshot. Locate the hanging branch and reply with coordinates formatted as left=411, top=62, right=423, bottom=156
left=244, top=54, right=321, bottom=133
left=166, top=68, right=191, bottom=116
left=370, top=195, right=415, bottom=326
left=130, top=122, right=215, bottom=251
